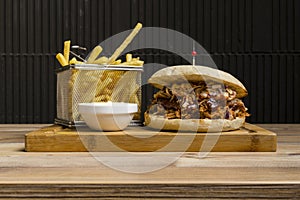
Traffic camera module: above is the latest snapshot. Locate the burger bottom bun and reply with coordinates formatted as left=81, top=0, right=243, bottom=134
left=144, top=113, right=245, bottom=132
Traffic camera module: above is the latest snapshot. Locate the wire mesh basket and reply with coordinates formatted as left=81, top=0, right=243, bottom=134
left=55, top=64, right=143, bottom=127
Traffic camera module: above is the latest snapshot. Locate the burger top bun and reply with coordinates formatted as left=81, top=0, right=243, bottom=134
left=148, top=65, right=248, bottom=98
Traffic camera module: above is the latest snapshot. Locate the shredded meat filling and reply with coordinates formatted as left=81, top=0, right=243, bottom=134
left=147, top=82, right=249, bottom=120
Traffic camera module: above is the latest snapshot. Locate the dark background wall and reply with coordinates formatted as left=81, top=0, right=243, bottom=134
left=0, top=0, right=299, bottom=123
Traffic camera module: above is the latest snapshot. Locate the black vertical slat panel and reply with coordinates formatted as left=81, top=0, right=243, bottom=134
left=111, top=0, right=130, bottom=34
left=224, top=0, right=231, bottom=53
left=211, top=0, right=218, bottom=52
left=13, top=56, right=20, bottom=123
left=189, top=0, right=197, bottom=41
left=152, top=0, right=160, bottom=55
left=0, top=56, right=5, bottom=122
left=256, top=55, right=264, bottom=123
left=49, top=0, right=57, bottom=53
left=159, top=0, right=167, bottom=56
left=26, top=0, right=34, bottom=123
left=42, top=0, right=50, bottom=53
left=12, top=0, right=20, bottom=53
left=245, top=0, right=252, bottom=52
left=90, top=0, right=98, bottom=47
left=40, top=56, right=48, bottom=123
left=136, top=0, right=145, bottom=56
left=295, top=0, right=300, bottom=50
left=84, top=0, right=91, bottom=48
left=286, top=55, right=294, bottom=122
left=12, top=1, right=20, bottom=123
left=278, top=55, right=287, bottom=122
left=249, top=55, right=257, bottom=122
left=264, top=55, right=272, bottom=122
left=77, top=0, right=85, bottom=46
left=152, top=0, right=160, bottom=27
left=26, top=56, right=34, bottom=123
left=63, top=0, right=70, bottom=40
left=271, top=55, right=279, bottom=122
left=0, top=0, right=4, bottom=53
left=287, top=0, right=294, bottom=51
left=217, top=55, right=224, bottom=73
left=294, top=55, right=300, bottom=122
left=5, top=56, right=13, bottom=123
left=279, top=0, right=287, bottom=51
left=229, top=54, right=237, bottom=79
left=0, top=0, right=299, bottom=124
left=145, top=0, right=153, bottom=55
left=182, top=0, right=190, bottom=55
left=104, top=0, right=112, bottom=54
left=24, top=0, right=35, bottom=54
left=20, top=0, right=27, bottom=54
left=238, top=0, right=245, bottom=52
left=33, top=56, right=41, bottom=123
left=196, top=0, right=204, bottom=46
left=174, top=0, right=182, bottom=60
left=272, top=0, right=280, bottom=51
left=243, top=55, right=251, bottom=118
left=222, top=54, right=229, bottom=72
left=131, top=0, right=139, bottom=27
left=167, top=0, right=174, bottom=58
left=38, top=1, right=49, bottom=123
left=41, top=1, right=50, bottom=122
left=98, top=0, right=105, bottom=44
left=56, top=0, right=63, bottom=51
left=252, top=0, right=272, bottom=52
left=211, top=55, right=219, bottom=68
left=69, top=0, right=77, bottom=44
left=231, top=0, right=238, bottom=52
left=141, top=54, right=155, bottom=122
left=217, top=0, right=225, bottom=52
left=19, top=54, right=27, bottom=123
left=174, top=0, right=182, bottom=32
left=236, top=55, right=244, bottom=91
left=159, top=1, right=168, bottom=64
left=48, top=56, right=56, bottom=122
left=203, top=0, right=211, bottom=52
left=0, top=0, right=5, bottom=123
left=34, top=0, right=42, bottom=53
left=159, top=0, right=167, bottom=29
left=138, top=0, right=145, bottom=24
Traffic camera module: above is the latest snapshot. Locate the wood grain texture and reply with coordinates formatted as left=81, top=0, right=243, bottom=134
left=0, top=124, right=299, bottom=199
left=24, top=124, right=277, bottom=152
left=0, top=184, right=298, bottom=199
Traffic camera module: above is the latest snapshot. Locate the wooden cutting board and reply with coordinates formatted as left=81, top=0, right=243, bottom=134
left=25, top=123, right=277, bottom=152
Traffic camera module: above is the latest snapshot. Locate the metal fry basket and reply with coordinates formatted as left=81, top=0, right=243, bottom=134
left=55, top=64, right=143, bottom=127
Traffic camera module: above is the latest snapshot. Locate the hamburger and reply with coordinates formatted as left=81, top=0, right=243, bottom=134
left=144, top=65, right=250, bottom=132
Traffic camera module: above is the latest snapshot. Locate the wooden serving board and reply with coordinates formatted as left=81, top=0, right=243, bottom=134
left=25, top=123, right=277, bottom=152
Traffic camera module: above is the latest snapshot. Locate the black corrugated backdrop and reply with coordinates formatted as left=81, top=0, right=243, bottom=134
left=0, top=0, right=299, bottom=123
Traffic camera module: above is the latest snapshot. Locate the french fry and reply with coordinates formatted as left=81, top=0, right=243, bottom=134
left=107, top=23, right=142, bottom=64
left=111, top=59, right=122, bottom=65
left=93, top=56, right=108, bottom=64
left=87, top=46, right=103, bottom=64
left=69, top=57, right=77, bottom=65
left=63, top=40, right=71, bottom=63
left=93, top=95, right=111, bottom=102
left=126, top=54, right=132, bottom=62
left=95, top=77, right=113, bottom=95
left=120, top=60, right=144, bottom=66
left=56, top=53, right=68, bottom=67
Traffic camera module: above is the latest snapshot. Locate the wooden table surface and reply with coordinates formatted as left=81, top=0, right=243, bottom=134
left=0, top=124, right=299, bottom=199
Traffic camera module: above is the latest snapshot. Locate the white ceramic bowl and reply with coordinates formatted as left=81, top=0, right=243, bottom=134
left=78, top=102, right=138, bottom=131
